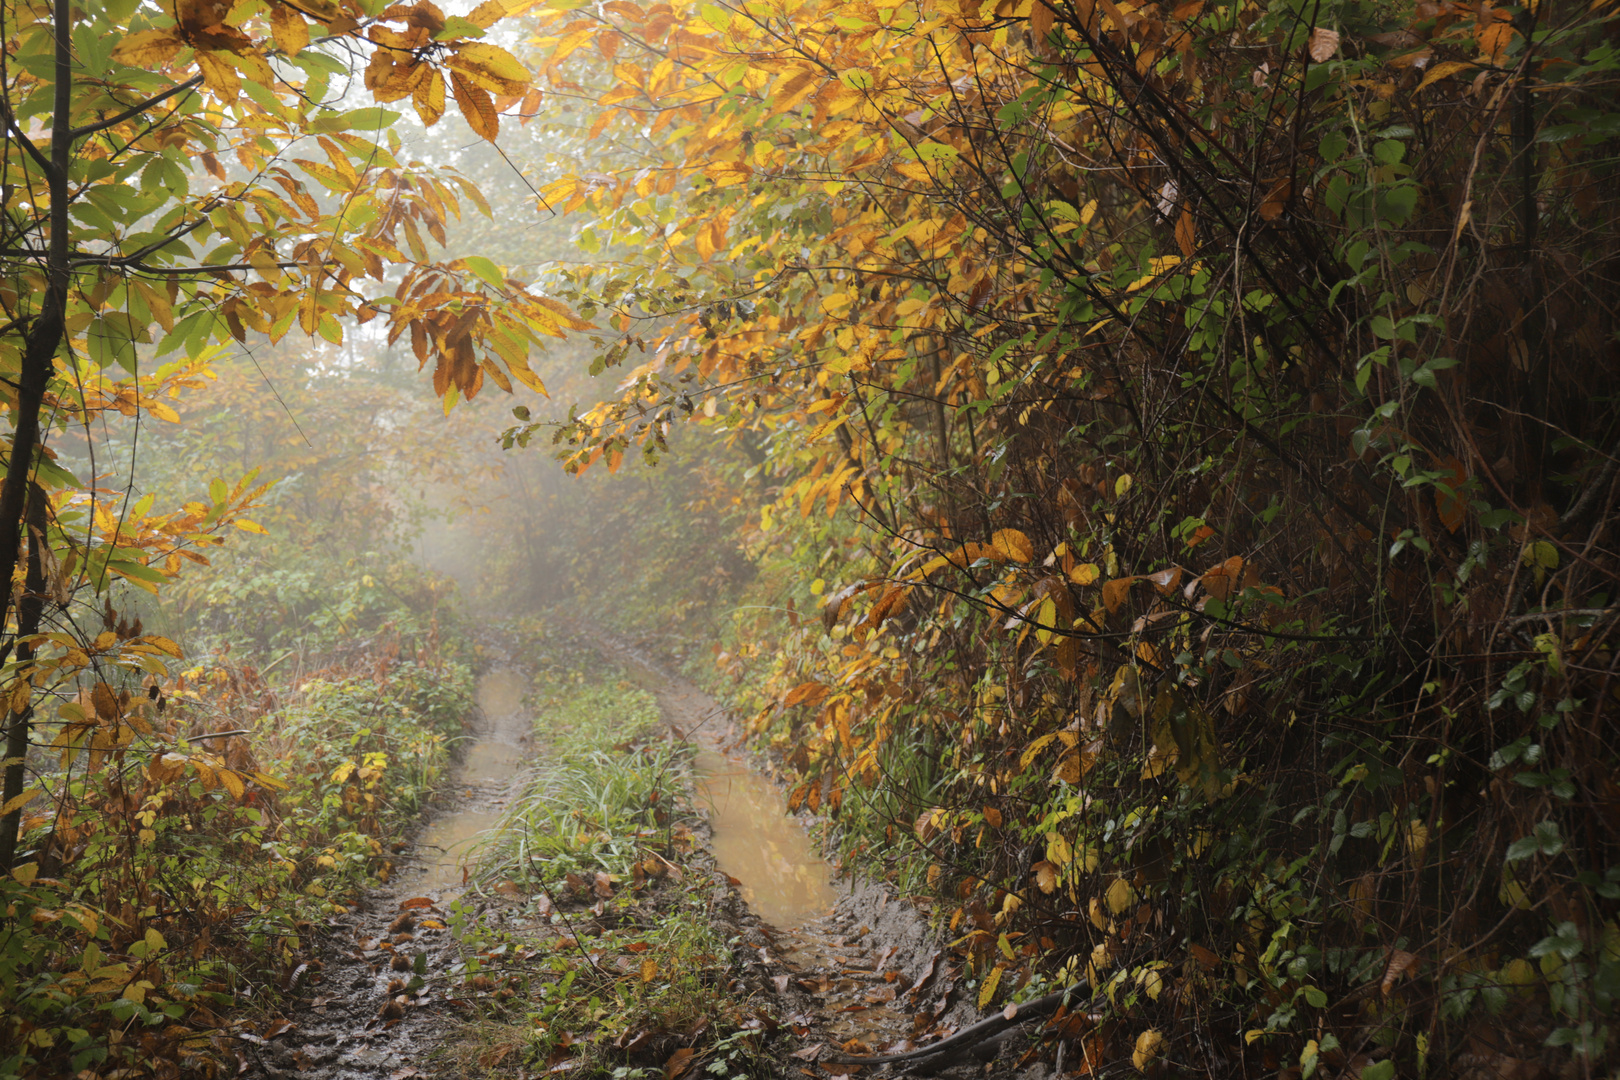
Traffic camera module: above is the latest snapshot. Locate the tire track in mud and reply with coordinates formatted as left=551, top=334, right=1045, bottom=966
left=250, top=637, right=1062, bottom=1080
left=241, top=664, right=534, bottom=1080
left=596, top=635, right=1061, bottom=1080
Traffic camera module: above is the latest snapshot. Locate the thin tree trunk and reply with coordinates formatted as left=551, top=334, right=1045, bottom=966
left=0, top=485, right=50, bottom=870
left=0, top=0, right=71, bottom=870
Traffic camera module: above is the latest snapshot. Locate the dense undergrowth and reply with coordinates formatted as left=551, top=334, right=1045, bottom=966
left=438, top=637, right=769, bottom=1080
left=512, top=0, right=1620, bottom=1072
left=1, top=591, right=474, bottom=1079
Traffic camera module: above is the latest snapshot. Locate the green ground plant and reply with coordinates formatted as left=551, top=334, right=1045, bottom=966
left=440, top=649, right=770, bottom=1080
left=1, top=605, right=474, bottom=1080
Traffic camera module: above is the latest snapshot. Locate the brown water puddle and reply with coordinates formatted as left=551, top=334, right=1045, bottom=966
left=412, top=810, right=503, bottom=890
left=691, top=748, right=839, bottom=927
left=405, top=668, right=532, bottom=895
left=597, top=641, right=839, bottom=928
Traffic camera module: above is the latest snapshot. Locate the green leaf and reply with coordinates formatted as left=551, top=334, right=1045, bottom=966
left=699, top=4, right=732, bottom=32
left=434, top=15, right=487, bottom=38
left=464, top=255, right=506, bottom=288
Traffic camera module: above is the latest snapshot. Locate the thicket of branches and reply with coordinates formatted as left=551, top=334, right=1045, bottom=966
left=528, top=0, right=1620, bottom=1070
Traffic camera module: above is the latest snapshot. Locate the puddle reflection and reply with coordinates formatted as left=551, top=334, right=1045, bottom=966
left=691, top=748, right=838, bottom=927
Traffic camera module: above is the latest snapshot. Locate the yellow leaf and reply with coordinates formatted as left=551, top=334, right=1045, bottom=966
left=1140, top=967, right=1164, bottom=1000
left=1, top=788, right=43, bottom=816
left=1105, top=877, right=1135, bottom=915
left=977, top=964, right=1004, bottom=1008
left=1416, top=59, right=1472, bottom=92
left=195, top=50, right=242, bottom=102
left=1132, top=1029, right=1164, bottom=1070
left=270, top=4, right=310, bottom=55
left=640, top=958, right=658, bottom=981
left=111, top=29, right=183, bottom=67
left=1019, top=733, right=1059, bottom=768
left=991, top=528, right=1033, bottom=562
left=447, top=41, right=531, bottom=93
left=220, top=769, right=245, bottom=800
left=467, top=0, right=508, bottom=27
left=1032, top=860, right=1059, bottom=894
left=415, top=68, right=447, bottom=127
left=139, top=636, right=183, bottom=659
left=233, top=518, right=269, bottom=535
left=704, top=161, right=752, bottom=187
left=1069, top=563, right=1099, bottom=585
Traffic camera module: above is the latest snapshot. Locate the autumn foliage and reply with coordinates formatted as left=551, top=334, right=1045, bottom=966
left=517, top=0, right=1620, bottom=1070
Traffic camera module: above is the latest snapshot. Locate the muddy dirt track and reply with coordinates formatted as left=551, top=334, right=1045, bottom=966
left=243, top=636, right=1073, bottom=1080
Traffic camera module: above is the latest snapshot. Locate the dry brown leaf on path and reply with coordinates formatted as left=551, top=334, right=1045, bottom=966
left=663, top=1047, right=695, bottom=1079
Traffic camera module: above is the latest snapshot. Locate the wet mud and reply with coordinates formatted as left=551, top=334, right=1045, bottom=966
left=241, top=663, right=534, bottom=1080
left=252, top=636, right=1062, bottom=1079
left=595, top=635, right=1057, bottom=1080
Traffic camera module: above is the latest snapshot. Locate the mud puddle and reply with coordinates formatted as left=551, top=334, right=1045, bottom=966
left=242, top=664, right=536, bottom=1079
left=404, top=667, right=530, bottom=896
left=591, top=638, right=986, bottom=1069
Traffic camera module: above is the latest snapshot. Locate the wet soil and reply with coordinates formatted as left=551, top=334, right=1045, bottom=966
left=241, top=663, right=535, bottom=1080
left=251, top=635, right=1063, bottom=1079
left=595, top=635, right=1058, bottom=1080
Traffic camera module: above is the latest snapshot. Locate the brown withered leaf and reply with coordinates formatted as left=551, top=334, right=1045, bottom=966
left=1307, top=26, right=1341, bottom=62
left=663, top=1047, right=695, bottom=1079
left=1381, top=949, right=1418, bottom=996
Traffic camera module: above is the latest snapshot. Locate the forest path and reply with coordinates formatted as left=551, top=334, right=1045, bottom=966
left=250, top=633, right=1058, bottom=1079
left=242, top=656, right=537, bottom=1080
left=588, top=633, right=1058, bottom=1080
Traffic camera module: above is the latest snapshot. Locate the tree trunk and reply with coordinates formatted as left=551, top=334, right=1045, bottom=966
left=0, top=0, right=71, bottom=870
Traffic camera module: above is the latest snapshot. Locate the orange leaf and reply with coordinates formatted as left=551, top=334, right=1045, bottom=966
left=1381, top=949, right=1418, bottom=996
left=783, top=682, right=829, bottom=708
left=1200, top=556, right=1245, bottom=601
left=1434, top=456, right=1468, bottom=532
left=1101, top=576, right=1136, bottom=613
left=450, top=71, right=499, bottom=141
left=664, top=1048, right=695, bottom=1079
left=1176, top=209, right=1195, bottom=258
left=1258, top=177, right=1291, bottom=221
left=1146, top=566, right=1183, bottom=595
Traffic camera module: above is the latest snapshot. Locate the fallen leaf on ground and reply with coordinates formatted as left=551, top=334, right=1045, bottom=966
left=664, top=1047, right=695, bottom=1079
